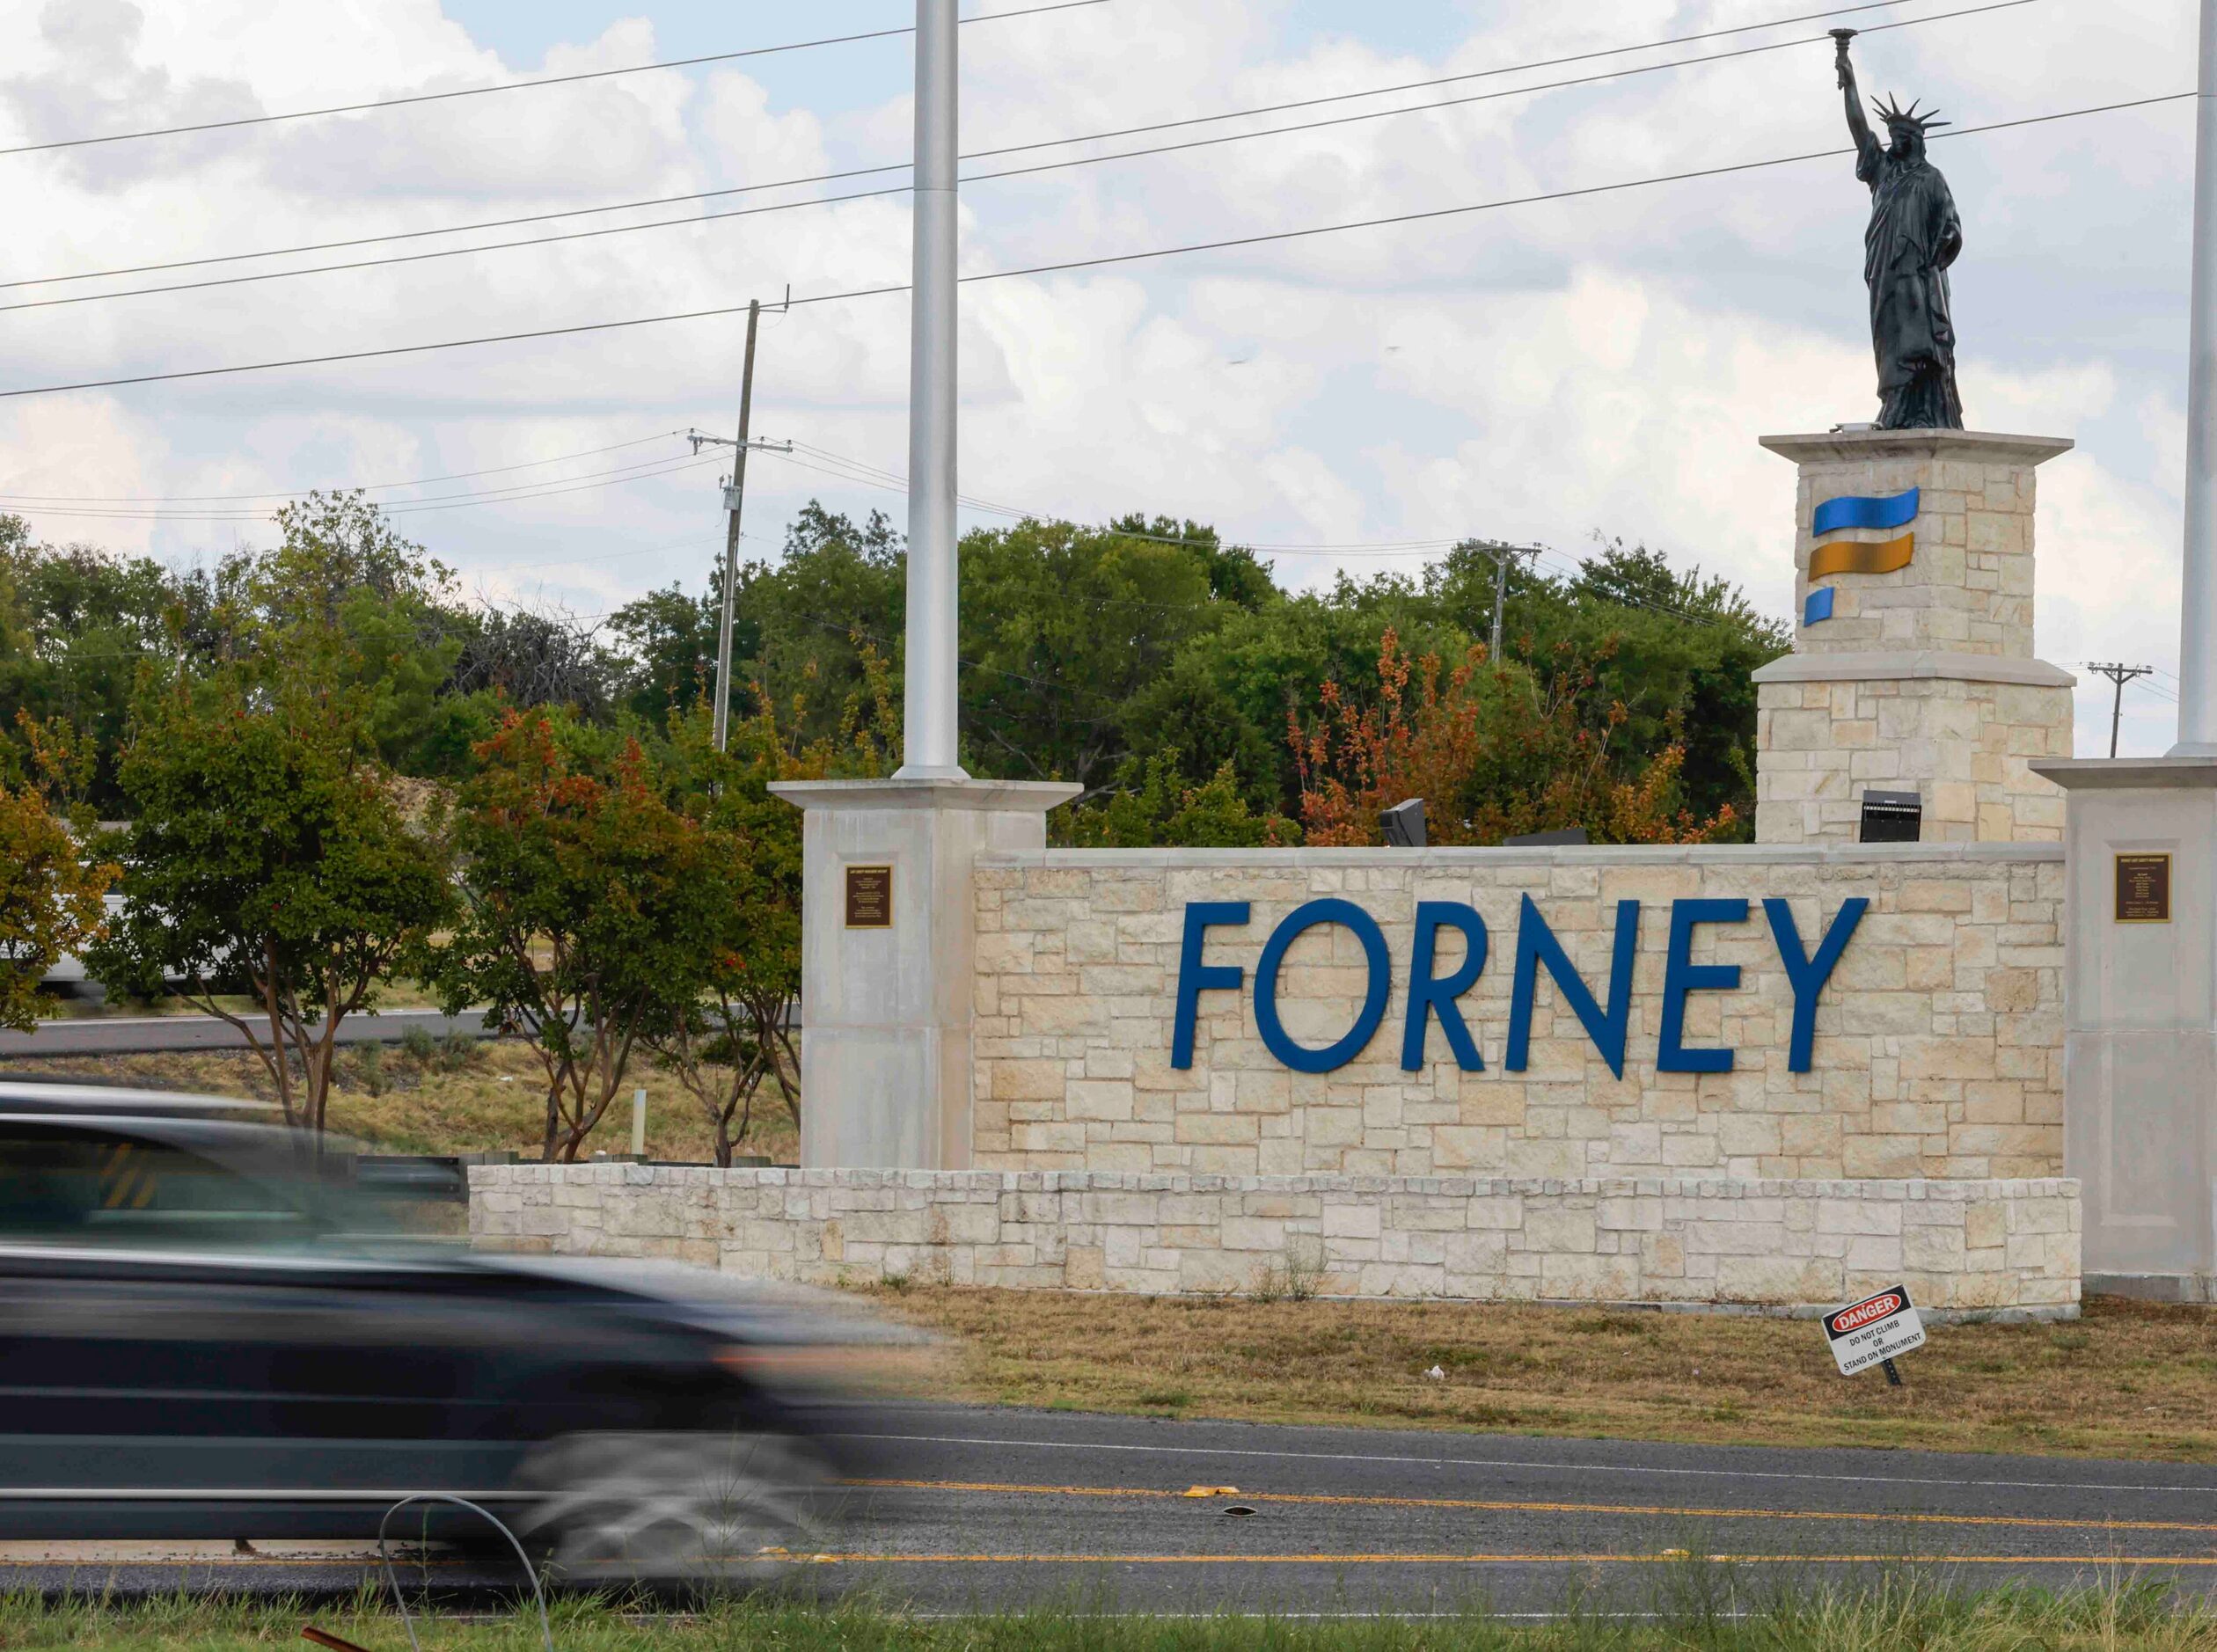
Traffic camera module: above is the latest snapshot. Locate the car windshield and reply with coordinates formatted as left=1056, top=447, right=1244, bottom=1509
left=0, top=1122, right=404, bottom=1254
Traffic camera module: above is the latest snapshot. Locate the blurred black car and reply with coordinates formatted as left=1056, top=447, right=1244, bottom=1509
left=0, top=1082, right=891, bottom=1583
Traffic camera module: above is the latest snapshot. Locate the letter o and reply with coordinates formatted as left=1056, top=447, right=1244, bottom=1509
left=1254, top=898, right=1391, bottom=1074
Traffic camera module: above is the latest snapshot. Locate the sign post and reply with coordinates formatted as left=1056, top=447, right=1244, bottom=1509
left=1824, top=1283, right=1926, bottom=1385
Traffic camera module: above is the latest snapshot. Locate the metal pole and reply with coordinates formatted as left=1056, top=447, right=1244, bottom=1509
left=711, top=298, right=762, bottom=754
left=2173, top=0, right=2217, bottom=753
left=2112, top=671, right=2126, bottom=759
left=896, top=0, right=965, bottom=778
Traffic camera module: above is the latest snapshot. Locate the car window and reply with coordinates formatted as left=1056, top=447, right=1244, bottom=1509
left=0, top=1125, right=318, bottom=1248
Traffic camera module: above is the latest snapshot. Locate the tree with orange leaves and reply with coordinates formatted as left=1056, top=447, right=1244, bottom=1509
left=426, top=709, right=724, bottom=1162
left=1291, top=629, right=1738, bottom=847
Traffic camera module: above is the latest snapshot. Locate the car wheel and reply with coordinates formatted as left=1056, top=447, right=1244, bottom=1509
left=510, top=1429, right=834, bottom=1587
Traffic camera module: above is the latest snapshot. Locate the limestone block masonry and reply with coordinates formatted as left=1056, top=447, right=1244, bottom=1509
left=469, top=1165, right=2080, bottom=1318
left=1752, top=431, right=2074, bottom=846
left=971, top=845, right=2065, bottom=1182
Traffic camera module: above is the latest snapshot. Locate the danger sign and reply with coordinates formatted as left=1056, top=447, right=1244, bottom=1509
left=1823, top=1283, right=1925, bottom=1377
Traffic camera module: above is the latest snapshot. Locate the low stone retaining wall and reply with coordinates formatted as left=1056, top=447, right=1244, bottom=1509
left=470, top=1165, right=2080, bottom=1318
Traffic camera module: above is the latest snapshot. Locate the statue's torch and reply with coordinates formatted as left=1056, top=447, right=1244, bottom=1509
left=1830, top=27, right=1858, bottom=89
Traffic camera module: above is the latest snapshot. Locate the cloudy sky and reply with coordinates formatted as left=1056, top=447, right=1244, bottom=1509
left=0, top=0, right=2194, bottom=752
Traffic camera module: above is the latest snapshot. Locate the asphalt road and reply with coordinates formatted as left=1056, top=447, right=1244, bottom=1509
left=0, top=1008, right=493, bottom=1058
left=9, top=1404, right=2217, bottom=1614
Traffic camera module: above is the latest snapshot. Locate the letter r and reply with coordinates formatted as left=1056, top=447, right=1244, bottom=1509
left=1401, top=903, right=1486, bottom=1071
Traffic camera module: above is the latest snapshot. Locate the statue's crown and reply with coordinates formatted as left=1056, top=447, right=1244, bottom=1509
left=1871, top=93, right=1949, bottom=134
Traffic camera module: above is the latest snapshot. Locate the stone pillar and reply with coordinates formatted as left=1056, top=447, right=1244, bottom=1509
left=1752, top=429, right=2076, bottom=844
left=2031, top=757, right=2217, bottom=1300
left=769, top=778, right=1079, bottom=1170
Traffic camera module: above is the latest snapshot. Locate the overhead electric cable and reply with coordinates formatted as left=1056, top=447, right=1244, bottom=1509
left=8, top=452, right=721, bottom=521
left=0, top=430, right=687, bottom=503
left=1, top=90, right=2187, bottom=401
left=0, top=0, right=2031, bottom=318
left=0, top=0, right=1110, bottom=159
left=0, top=0, right=2006, bottom=306
left=961, top=0, right=2000, bottom=161
left=766, top=442, right=1459, bottom=553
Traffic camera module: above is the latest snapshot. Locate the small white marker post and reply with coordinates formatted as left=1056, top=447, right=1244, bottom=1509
left=631, top=1087, right=648, bottom=1159
left=1824, top=1283, right=1926, bottom=1386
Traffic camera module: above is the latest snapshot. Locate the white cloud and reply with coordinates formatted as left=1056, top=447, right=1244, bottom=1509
left=0, top=0, right=2195, bottom=753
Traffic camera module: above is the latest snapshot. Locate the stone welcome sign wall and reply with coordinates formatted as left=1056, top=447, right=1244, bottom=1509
left=973, top=844, right=2065, bottom=1183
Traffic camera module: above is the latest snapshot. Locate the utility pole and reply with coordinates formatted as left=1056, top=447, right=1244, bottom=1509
left=2087, top=662, right=2155, bottom=758
left=686, top=300, right=792, bottom=752
left=2172, top=0, right=2217, bottom=752
left=896, top=0, right=963, bottom=778
left=1472, top=541, right=1536, bottom=660
left=713, top=301, right=758, bottom=754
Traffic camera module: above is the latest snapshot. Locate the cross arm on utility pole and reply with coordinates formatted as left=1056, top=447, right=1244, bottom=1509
left=1462, top=540, right=1542, bottom=661
left=2085, top=662, right=2156, bottom=759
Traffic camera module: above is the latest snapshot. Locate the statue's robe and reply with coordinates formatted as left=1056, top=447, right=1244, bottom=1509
left=1855, top=132, right=1963, bottom=430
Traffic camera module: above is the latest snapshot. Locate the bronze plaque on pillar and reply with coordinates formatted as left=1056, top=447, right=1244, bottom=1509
left=844, top=864, right=893, bottom=928
left=2114, top=852, right=2171, bottom=924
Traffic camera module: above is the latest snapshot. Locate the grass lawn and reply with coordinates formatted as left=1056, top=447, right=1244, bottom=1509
left=8, top=1580, right=2217, bottom=1650
left=0, top=1044, right=799, bottom=1166
left=868, top=1286, right=2217, bottom=1464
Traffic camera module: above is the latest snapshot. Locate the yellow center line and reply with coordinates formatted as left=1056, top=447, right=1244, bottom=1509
left=823, top=1552, right=2217, bottom=1568
left=842, top=1480, right=2217, bottom=1538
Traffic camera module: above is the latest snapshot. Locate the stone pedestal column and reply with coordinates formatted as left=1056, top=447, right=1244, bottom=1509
left=1753, top=429, right=2076, bottom=844
left=770, top=778, right=1079, bottom=1170
left=2031, top=757, right=2217, bottom=1301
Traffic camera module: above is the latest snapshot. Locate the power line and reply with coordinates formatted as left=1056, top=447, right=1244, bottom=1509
left=1, top=0, right=1937, bottom=294
left=766, top=442, right=1466, bottom=552
left=2085, top=662, right=2158, bottom=755
left=0, top=0, right=2025, bottom=315
left=0, top=431, right=684, bottom=504
left=1, top=90, right=2188, bottom=402
left=5, top=452, right=722, bottom=523
left=0, top=185, right=909, bottom=318
left=0, top=0, right=1110, bottom=160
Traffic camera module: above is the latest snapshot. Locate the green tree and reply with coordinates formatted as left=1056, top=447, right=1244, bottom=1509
left=643, top=701, right=805, bottom=1166
left=609, top=582, right=717, bottom=729
left=0, top=521, right=209, bottom=815
left=1057, top=752, right=1298, bottom=848
left=87, top=665, right=454, bottom=1133
left=723, top=504, right=904, bottom=748
left=426, top=710, right=722, bottom=1161
left=957, top=519, right=1226, bottom=790
left=0, top=717, right=117, bottom=1032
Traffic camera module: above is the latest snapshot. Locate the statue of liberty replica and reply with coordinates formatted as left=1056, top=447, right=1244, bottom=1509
left=1833, top=30, right=1963, bottom=429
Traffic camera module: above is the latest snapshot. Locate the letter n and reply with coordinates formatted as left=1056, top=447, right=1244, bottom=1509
left=1505, top=895, right=1639, bottom=1079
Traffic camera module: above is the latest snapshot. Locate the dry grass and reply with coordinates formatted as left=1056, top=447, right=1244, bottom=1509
left=0, top=1043, right=800, bottom=1165
left=868, top=1286, right=2217, bottom=1462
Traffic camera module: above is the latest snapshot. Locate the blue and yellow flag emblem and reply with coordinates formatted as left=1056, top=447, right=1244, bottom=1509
left=1804, top=487, right=1916, bottom=625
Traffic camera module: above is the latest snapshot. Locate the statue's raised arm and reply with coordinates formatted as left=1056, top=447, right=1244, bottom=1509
left=1834, top=31, right=1880, bottom=179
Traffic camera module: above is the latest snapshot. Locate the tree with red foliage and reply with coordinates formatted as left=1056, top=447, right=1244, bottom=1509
left=1291, top=629, right=1738, bottom=846
left=426, top=710, right=724, bottom=1162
